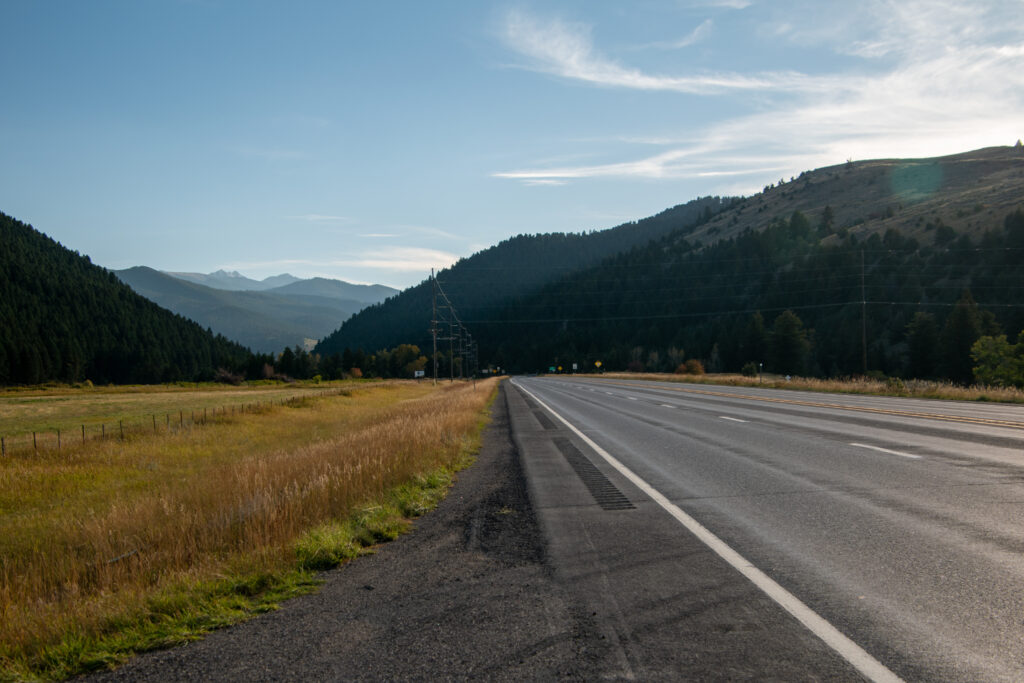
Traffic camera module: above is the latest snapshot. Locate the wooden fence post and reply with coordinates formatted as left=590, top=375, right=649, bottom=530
left=33, top=432, right=37, bottom=452
left=119, top=420, right=124, bottom=440
left=57, top=429, right=61, bottom=451
left=1, top=437, right=5, bottom=457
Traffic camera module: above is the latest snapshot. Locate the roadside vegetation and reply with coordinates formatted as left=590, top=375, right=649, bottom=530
left=598, top=371, right=1024, bottom=403
left=0, top=377, right=498, bottom=682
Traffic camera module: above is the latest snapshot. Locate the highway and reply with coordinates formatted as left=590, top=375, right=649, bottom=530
left=509, top=376, right=1024, bottom=682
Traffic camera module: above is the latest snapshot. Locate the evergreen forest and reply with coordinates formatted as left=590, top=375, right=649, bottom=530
left=0, top=212, right=255, bottom=384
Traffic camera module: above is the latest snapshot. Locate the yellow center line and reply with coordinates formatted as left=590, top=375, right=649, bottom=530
left=573, top=379, right=1024, bottom=431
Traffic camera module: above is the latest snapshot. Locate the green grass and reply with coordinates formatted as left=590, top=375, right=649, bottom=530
left=0, top=378, right=498, bottom=682
left=1, top=440, right=480, bottom=683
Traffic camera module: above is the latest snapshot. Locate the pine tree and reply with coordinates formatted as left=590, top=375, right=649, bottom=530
left=905, top=312, right=939, bottom=379
left=940, top=291, right=982, bottom=384
left=769, top=310, right=810, bottom=375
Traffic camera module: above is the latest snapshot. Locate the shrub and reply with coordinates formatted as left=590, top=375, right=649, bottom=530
left=685, top=359, right=705, bottom=375
left=741, top=362, right=758, bottom=377
left=214, top=368, right=244, bottom=385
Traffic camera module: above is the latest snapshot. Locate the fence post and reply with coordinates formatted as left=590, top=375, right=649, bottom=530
left=102, top=424, right=106, bottom=439
left=82, top=424, right=85, bottom=445
left=119, top=420, right=124, bottom=440
left=179, top=410, right=183, bottom=427
left=33, top=432, right=37, bottom=452
left=153, top=415, right=157, bottom=433
left=1, top=437, right=5, bottom=457
left=57, top=429, right=61, bottom=451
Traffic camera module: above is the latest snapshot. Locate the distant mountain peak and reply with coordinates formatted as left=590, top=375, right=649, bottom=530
left=211, top=269, right=245, bottom=278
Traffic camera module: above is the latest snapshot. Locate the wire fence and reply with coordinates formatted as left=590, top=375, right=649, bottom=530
left=0, top=388, right=349, bottom=458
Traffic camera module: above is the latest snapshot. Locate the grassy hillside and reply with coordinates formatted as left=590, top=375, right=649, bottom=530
left=692, top=146, right=1024, bottom=248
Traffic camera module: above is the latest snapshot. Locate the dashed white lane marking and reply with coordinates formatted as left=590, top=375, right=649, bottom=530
left=606, top=392, right=614, bottom=395
left=514, top=381, right=903, bottom=683
left=719, top=416, right=748, bottom=423
left=849, top=443, right=922, bottom=460
left=660, top=404, right=675, bottom=408
left=627, top=397, right=638, bottom=401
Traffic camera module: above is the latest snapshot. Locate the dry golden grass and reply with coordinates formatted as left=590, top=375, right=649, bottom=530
left=0, top=381, right=379, bottom=453
left=0, top=378, right=498, bottom=680
left=597, top=372, right=1024, bottom=402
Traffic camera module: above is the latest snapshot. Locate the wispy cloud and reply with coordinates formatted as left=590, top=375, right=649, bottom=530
left=500, top=9, right=833, bottom=95
left=696, top=0, right=753, bottom=8
left=338, top=247, right=460, bottom=272
left=636, top=19, right=714, bottom=50
left=223, top=247, right=461, bottom=275
left=495, top=2, right=1024, bottom=189
left=521, top=179, right=569, bottom=186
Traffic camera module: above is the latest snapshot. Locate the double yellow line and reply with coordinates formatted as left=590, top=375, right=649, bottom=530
left=576, top=379, right=1024, bottom=431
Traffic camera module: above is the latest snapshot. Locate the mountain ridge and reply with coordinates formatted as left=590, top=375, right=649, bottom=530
left=115, top=267, right=393, bottom=353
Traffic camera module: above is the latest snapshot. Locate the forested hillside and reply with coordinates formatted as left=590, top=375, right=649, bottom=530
left=477, top=208, right=1024, bottom=380
left=0, top=212, right=251, bottom=384
left=320, top=145, right=1024, bottom=385
left=316, top=195, right=735, bottom=355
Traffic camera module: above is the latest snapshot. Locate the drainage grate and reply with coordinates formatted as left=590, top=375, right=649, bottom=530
left=533, top=410, right=557, bottom=430
left=552, top=437, right=635, bottom=511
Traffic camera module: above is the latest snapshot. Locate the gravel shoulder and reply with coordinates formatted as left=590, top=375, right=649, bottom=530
left=88, top=383, right=603, bottom=682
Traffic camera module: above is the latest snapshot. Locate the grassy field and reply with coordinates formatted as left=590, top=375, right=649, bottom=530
left=0, top=381, right=378, bottom=454
left=0, top=378, right=499, bottom=682
left=596, top=372, right=1024, bottom=403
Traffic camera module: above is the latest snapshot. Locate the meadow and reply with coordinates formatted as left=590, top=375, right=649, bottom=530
left=0, top=382, right=361, bottom=455
left=0, top=378, right=498, bottom=681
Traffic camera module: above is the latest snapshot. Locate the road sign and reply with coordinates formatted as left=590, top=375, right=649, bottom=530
left=572, top=363, right=578, bottom=371
left=414, top=370, right=425, bottom=378
left=549, top=366, right=556, bottom=373
left=595, top=361, right=602, bottom=368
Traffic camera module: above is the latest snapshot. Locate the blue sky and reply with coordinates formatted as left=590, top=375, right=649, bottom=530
left=2, top=1, right=1022, bottom=289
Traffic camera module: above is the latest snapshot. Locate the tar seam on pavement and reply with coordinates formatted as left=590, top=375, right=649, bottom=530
left=552, top=436, right=636, bottom=511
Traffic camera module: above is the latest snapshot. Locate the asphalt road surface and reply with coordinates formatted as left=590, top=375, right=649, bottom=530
left=88, top=378, right=1024, bottom=681
left=510, top=375, right=1024, bottom=682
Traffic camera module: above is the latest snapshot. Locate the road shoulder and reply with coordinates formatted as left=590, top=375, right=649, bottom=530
left=88, top=383, right=602, bottom=681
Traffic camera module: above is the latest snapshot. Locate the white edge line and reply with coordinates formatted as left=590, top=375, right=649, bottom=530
left=513, top=380, right=903, bottom=683
left=720, top=416, right=748, bottom=423
left=849, top=443, right=922, bottom=460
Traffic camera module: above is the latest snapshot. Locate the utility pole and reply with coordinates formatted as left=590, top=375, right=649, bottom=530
left=431, top=269, right=438, bottom=385
left=861, top=249, right=868, bottom=376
